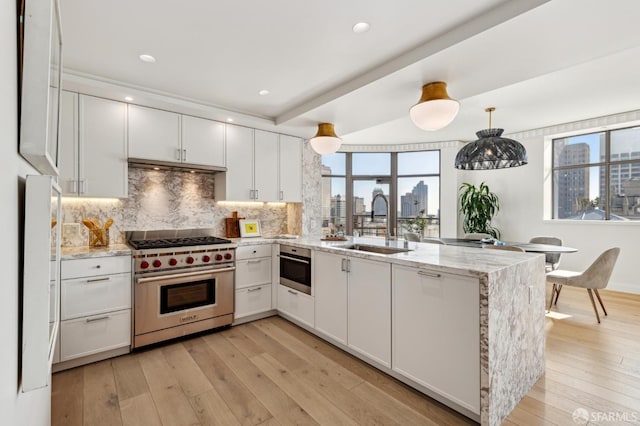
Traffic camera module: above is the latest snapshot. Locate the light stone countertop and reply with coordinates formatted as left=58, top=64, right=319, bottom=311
left=61, top=244, right=132, bottom=260
left=233, top=235, right=542, bottom=278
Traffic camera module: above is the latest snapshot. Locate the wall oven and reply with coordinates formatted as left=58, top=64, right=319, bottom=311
left=279, top=245, right=311, bottom=295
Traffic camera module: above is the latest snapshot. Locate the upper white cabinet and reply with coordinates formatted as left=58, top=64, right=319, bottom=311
left=278, top=135, right=302, bottom=202
left=128, top=105, right=181, bottom=163
left=392, top=265, right=480, bottom=414
left=181, top=115, right=225, bottom=167
left=128, top=105, right=225, bottom=168
left=254, top=130, right=279, bottom=201
left=216, top=125, right=301, bottom=202
left=58, top=91, right=128, bottom=197
left=314, top=251, right=391, bottom=367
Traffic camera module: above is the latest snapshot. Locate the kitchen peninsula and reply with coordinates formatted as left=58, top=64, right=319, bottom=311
left=238, top=236, right=546, bottom=426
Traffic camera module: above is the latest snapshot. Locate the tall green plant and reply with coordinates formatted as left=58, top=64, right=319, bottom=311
left=458, top=182, right=500, bottom=239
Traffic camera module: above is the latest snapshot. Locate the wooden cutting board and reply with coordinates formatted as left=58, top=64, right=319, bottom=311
left=225, top=211, right=244, bottom=238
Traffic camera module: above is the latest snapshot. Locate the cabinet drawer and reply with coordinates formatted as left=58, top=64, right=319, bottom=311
left=236, top=257, right=271, bottom=289
left=62, top=255, right=131, bottom=279
left=235, top=284, right=272, bottom=319
left=236, top=245, right=272, bottom=260
left=277, top=285, right=314, bottom=328
left=61, top=272, right=131, bottom=320
left=60, top=309, right=131, bottom=361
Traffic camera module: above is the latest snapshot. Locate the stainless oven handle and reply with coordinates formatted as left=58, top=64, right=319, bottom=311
left=136, top=267, right=236, bottom=284
left=278, top=254, right=310, bottom=265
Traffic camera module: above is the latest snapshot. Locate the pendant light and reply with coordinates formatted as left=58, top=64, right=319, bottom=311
left=409, top=81, right=460, bottom=131
left=309, top=123, right=342, bottom=155
left=454, top=107, right=527, bottom=170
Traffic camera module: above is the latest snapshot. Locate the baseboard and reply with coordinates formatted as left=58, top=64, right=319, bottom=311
left=606, top=281, right=640, bottom=295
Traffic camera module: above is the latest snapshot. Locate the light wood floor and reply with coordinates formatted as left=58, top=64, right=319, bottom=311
left=52, top=286, right=640, bottom=426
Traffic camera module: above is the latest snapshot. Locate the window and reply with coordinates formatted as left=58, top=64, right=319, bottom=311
left=552, top=125, right=640, bottom=221
left=321, top=151, right=440, bottom=237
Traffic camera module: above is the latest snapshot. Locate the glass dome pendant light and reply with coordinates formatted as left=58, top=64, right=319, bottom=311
left=454, top=107, right=528, bottom=170
left=309, top=123, right=342, bottom=155
left=409, top=81, right=460, bottom=131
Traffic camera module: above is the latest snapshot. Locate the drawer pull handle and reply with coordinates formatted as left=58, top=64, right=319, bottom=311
left=417, top=270, right=441, bottom=278
left=287, top=289, right=297, bottom=295
left=94, top=265, right=101, bottom=269
left=86, top=315, right=109, bottom=323
left=248, top=287, right=262, bottom=292
left=86, top=277, right=111, bottom=283
left=247, top=259, right=263, bottom=264
left=278, top=254, right=309, bottom=264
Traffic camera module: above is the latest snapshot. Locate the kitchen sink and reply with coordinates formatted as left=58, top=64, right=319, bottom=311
left=337, top=244, right=411, bottom=255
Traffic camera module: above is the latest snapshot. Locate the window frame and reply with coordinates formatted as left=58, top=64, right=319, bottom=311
left=321, top=150, right=441, bottom=236
left=551, top=125, right=640, bottom=221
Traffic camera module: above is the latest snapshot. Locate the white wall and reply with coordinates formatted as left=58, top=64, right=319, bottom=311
left=462, top=111, right=640, bottom=294
left=1, top=0, right=52, bottom=423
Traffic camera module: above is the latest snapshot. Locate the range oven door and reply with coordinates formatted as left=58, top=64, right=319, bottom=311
left=134, top=267, right=234, bottom=336
left=279, top=250, right=311, bottom=295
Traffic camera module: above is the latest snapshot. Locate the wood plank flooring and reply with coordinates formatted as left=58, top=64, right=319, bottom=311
left=52, top=286, right=640, bottom=425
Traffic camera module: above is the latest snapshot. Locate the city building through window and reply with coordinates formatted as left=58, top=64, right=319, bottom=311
left=321, top=151, right=441, bottom=237
left=552, top=125, right=640, bottom=221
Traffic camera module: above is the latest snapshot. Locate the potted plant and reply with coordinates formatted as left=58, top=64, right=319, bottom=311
left=458, top=182, right=500, bottom=239
left=402, top=200, right=428, bottom=239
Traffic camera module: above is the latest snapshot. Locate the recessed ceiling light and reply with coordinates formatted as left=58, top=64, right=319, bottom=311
left=190, top=170, right=196, bottom=174
left=153, top=167, right=160, bottom=171
left=352, top=22, right=370, bottom=34
left=139, top=54, right=156, bottom=63
left=124, top=96, right=134, bottom=102
left=259, top=89, right=270, bottom=96
left=227, top=118, right=234, bottom=122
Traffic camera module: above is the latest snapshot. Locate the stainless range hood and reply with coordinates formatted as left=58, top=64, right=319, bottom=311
left=128, top=158, right=227, bottom=174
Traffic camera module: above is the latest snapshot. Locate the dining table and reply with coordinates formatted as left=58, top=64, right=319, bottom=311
left=432, top=238, right=578, bottom=253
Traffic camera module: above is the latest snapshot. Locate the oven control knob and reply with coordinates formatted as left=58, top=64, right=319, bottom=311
left=215, top=254, right=223, bottom=261
left=202, top=255, right=211, bottom=263
left=186, top=256, right=195, bottom=264
left=224, top=253, right=233, bottom=260
left=140, top=260, right=149, bottom=269
left=153, top=259, right=162, bottom=268
left=169, top=258, right=178, bottom=266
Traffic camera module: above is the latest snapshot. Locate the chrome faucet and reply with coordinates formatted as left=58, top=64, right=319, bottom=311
left=371, top=193, right=391, bottom=245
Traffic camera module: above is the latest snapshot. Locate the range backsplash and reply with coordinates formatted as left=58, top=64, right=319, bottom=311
left=61, top=167, right=297, bottom=247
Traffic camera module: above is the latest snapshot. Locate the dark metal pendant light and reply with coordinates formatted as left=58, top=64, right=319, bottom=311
left=454, top=107, right=527, bottom=170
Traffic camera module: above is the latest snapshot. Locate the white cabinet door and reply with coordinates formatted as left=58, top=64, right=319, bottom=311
left=58, top=91, right=78, bottom=195
left=181, top=115, right=225, bottom=167
left=314, top=251, right=347, bottom=344
left=128, top=105, right=180, bottom=162
left=254, top=130, right=279, bottom=201
left=80, top=95, right=128, bottom=197
left=278, top=135, right=302, bottom=202
left=348, top=257, right=391, bottom=367
left=277, top=285, right=314, bottom=328
left=218, top=124, right=254, bottom=200
left=235, top=284, right=272, bottom=319
left=236, top=257, right=271, bottom=289
left=392, top=265, right=480, bottom=414
left=60, top=309, right=131, bottom=361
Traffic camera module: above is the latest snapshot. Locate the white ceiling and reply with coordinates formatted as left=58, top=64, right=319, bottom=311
left=60, top=0, right=640, bottom=144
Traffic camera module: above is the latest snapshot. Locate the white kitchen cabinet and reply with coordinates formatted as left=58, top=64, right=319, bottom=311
left=235, top=244, right=272, bottom=320
left=277, top=284, right=314, bottom=328
left=128, top=105, right=181, bottom=163
left=314, top=251, right=347, bottom=344
left=313, top=251, right=391, bottom=366
left=254, top=130, right=279, bottom=201
left=181, top=114, right=225, bottom=167
left=216, top=124, right=254, bottom=200
left=278, top=134, right=302, bottom=202
left=347, top=257, right=391, bottom=367
left=129, top=105, right=227, bottom=168
left=392, top=265, right=480, bottom=415
left=57, top=255, right=132, bottom=366
left=58, top=92, right=128, bottom=197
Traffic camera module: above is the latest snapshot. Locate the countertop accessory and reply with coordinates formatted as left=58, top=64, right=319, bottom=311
left=225, top=211, right=244, bottom=238
left=309, top=123, right=342, bottom=154
left=82, top=217, right=110, bottom=248
left=454, top=107, right=528, bottom=170
left=409, top=81, right=459, bottom=131
left=239, top=219, right=261, bottom=238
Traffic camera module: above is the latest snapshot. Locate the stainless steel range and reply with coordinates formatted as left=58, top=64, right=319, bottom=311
left=127, top=229, right=236, bottom=348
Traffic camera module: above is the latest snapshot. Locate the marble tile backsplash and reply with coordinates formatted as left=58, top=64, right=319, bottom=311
left=61, top=167, right=295, bottom=247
